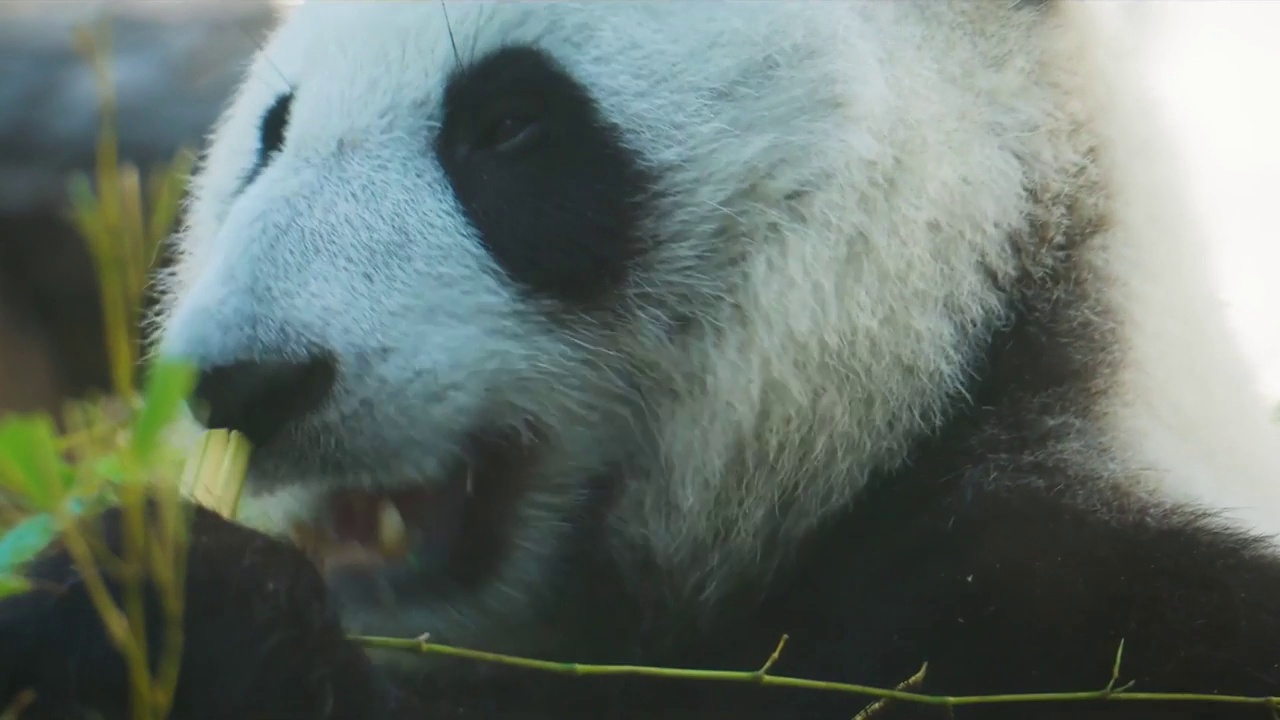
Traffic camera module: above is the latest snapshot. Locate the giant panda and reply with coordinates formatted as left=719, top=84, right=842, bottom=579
left=4, top=1, right=1280, bottom=719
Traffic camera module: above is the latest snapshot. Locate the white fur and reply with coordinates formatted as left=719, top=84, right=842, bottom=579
left=155, top=0, right=1280, bottom=662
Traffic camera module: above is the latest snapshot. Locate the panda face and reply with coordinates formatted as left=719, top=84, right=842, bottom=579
left=157, top=1, right=1048, bottom=651
left=159, top=3, right=660, bottom=647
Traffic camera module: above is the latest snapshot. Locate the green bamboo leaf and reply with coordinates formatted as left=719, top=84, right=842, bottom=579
left=0, top=512, right=55, bottom=576
left=0, top=456, right=34, bottom=505
left=0, top=417, right=68, bottom=511
left=0, top=574, right=31, bottom=600
left=92, top=455, right=127, bottom=485
left=131, top=360, right=198, bottom=464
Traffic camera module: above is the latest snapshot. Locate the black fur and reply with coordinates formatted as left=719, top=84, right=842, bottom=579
left=243, top=91, right=293, bottom=188
left=5, top=212, right=1280, bottom=719
left=435, top=46, right=654, bottom=307
left=0, top=501, right=405, bottom=720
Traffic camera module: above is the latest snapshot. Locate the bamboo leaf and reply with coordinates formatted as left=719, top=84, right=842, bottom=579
left=0, top=417, right=69, bottom=511
left=0, top=575, right=31, bottom=600
left=0, top=513, right=55, bottom=577
left=131, top=361, right=198, bottom=465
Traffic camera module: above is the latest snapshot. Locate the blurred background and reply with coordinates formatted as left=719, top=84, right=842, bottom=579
left=0, top=0, right=1276, bottom=422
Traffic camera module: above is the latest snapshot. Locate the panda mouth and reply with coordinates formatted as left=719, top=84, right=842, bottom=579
left=288, top=428, right=537, bottom=595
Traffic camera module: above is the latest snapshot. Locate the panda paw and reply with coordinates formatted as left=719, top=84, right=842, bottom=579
left=0, top=499, right=412, bottom=720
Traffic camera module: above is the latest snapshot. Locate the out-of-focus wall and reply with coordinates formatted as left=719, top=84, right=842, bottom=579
left=1126, top=1, right=1280, bottom=408
left=0, top=1, right=274, bottom=415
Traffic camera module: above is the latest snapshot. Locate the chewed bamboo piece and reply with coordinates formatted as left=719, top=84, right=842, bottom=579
left=178, top=429, right=252, bottom=519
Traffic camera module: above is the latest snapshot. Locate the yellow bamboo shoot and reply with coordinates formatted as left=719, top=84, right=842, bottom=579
left=178, top=429, right=251, bottom=519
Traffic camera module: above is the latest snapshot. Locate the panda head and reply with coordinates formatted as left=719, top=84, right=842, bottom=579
left=156, top=1, right=1085, bottom=655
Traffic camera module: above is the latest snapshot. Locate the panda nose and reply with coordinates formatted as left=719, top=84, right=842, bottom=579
left=189, top=356, right=338, bottom=447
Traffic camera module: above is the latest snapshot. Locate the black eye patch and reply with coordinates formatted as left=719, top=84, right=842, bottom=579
left=245, top=91, right=294, bottom=187
left=435, top=46, right=654, bottom=308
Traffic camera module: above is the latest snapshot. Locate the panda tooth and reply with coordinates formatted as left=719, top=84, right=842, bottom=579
left=377, top=499, right=408, bottom=556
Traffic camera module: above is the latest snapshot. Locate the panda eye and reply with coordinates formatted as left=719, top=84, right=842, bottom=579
left=242, top=91, right=293, bottom=187
left=259, top=92, right=293, bottom=160
left=476, top=113, right=540, bottom=153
